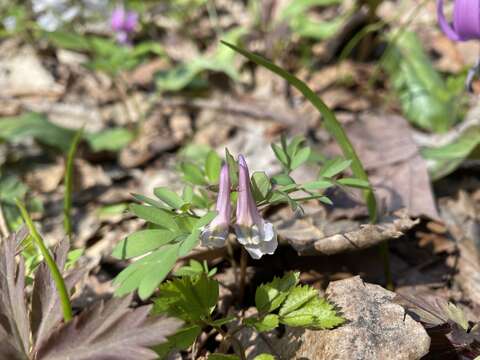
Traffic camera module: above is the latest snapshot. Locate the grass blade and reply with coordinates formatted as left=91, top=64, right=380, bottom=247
left=63, top=128, right=83, bottom=239
left=221, top=41, right=377, bottom=222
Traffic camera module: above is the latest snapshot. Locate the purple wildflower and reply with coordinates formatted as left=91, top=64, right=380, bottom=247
left=234, top=155, right=277, bottom=259
left=110, top=6, right=138, bottom=44
left=437, top=0, right=480, bottom=41
left=200, top=164, right=232, bottom=248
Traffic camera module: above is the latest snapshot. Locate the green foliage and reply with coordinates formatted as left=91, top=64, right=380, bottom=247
left=156, top=28, right=246, bottom=92
left=221, top=41, right=377, bottom=222
left=248, top=272, right=344, bottom=331
left=254, top=354, right=276, bottom=360
left=0, top=112, right=133, bottom=153
left=63, top=128, right=83, bottom=239
left=421, top=128, right=480, bottom=180
left=383, top=31, right=465, bottom=133
left=281, top=0, right=346, bottom=40
left=112, top=198, right=216, bottom=299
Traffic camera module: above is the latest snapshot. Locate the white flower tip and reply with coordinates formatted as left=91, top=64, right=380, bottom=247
left=237, top=222, right=278, bottom=259
left=200, top=226, right=228, bottom=248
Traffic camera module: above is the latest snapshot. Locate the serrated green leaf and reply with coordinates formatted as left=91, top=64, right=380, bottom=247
left=174, top=259, right=204, bottom=277
left=205, top=151, right=222, bottom=183
left=279, top=285, right=318, bottom=316
left=255, top=272, right=299, bottom=313
left=181, top=162, right=207, bottom=185
left=251, top=171, right=272, bottom=201
left=154, top=325, right=202, bottom=358
left=290, top=147, right=311, bottom=170
left=154, top=187, right=186, bottom=209
left=319, top=158, right=352, bottom=178
left=247, top=314, right=279, bottom=332
left=112, top=229, right=176, bottom=259
left=279, top=297, right=344, bottom=329
left=254, top=354, right=276, bottom=360
left=129, top=203, right=178, bottom=231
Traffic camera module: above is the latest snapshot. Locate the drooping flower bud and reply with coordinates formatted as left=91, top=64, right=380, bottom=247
left=234, top=155, right=277, bottom=259
left=110, top=6, right=138, bottom=44
left=437, top=0, right=480, bottom=41
left=200, top=164, right=231, bottom=248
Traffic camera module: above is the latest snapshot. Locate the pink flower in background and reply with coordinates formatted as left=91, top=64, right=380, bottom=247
left=437, top=0, right=480, bottom=41
left=110, top=6, right=138, bottom=44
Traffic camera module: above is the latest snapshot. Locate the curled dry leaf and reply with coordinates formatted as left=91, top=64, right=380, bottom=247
left=34, top=295, right=182, bottom=360
left=278, top=209, right=418, bottom=255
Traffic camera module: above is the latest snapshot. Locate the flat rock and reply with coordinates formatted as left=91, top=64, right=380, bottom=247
left=293, top=276, right=430, bottom=360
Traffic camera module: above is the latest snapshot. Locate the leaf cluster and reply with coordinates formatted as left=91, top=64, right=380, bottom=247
left=244, top=272, right=344, bottom=332
left=0, top=228, right=181, bottom=360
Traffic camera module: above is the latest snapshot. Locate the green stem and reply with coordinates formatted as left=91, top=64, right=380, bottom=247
left=63, top=127, right=84, bottom=240
left=16, top=199, right=73, bottom=322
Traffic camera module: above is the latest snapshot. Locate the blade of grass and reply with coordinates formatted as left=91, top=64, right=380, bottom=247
left=221, top=41, right=377, bottom=222
left=63, top=127, right=83, bottom=239
left=16, top=199, right=73, bottom=322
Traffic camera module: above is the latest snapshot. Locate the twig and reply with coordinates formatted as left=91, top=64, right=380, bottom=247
left=259, top=333, right=282, bottom=360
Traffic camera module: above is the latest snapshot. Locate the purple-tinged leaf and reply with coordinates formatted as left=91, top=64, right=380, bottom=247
left=31, top=239, right=86, bottom=352
left=0, top=228, right=30, bottom=359
left=34, top=295, right=182, bottom=360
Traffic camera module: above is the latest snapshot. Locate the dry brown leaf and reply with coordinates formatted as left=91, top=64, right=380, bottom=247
left=278, top=209, right=418, bottom=255
left=329, top=112, right=439, bottom=220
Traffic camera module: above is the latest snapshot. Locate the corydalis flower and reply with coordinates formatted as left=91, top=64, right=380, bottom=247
left=110, top=6, right=138, bottom=44
left=437, top=0, right=480, bottom=41
left=201, top=164, right=231, bottom=248
left=234, top=155, right=277, bottom=259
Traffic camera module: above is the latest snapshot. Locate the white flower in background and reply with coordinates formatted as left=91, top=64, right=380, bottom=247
left=234, top=155, right=277, bottom=259
left=200, top=164, right=232, bottom=248
left=3, top=16, right=17, bottom=32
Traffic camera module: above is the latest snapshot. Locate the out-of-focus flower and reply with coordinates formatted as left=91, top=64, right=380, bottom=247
left=234, top=155, right=277, bottom=259
left=437, top=0, right=480, bottom=41
left=3, top=16, right=17, bottom=32
left=110, top=6, right=138, bottom=44
left=200, top=164, right=232, bottom=248
left=32, top=0, right=79, bottom=32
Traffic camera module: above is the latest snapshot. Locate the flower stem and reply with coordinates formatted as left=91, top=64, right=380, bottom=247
left=239, top=247, right=247, bottom=303
left=16, top=199, right=73, bottom=322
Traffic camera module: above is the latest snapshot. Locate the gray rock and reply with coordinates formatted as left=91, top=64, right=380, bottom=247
left=293, top=276, right=430, bottom=360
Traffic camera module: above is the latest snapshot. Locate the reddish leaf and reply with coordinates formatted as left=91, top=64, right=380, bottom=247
left=0, top=228, right=30, bottom=359
left=35, top=295, right=182, bottom=360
